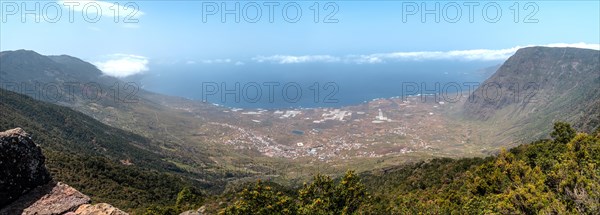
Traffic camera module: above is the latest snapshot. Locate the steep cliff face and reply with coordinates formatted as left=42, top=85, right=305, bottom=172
left=0, top=128, right=127, bottom=215
left=463, top=47, right=600, bottom=133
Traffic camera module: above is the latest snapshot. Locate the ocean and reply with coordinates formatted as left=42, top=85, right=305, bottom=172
left=135, top=60, right=499, bottom=109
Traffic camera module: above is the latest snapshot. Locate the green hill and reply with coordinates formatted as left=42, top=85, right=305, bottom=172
left=0, top=88, right=211, bottom=213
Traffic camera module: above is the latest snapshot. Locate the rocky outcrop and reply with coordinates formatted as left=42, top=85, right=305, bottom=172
left=179, top=206, right=206, bottom=215
left=74, top=203, right=128, bottom=215
left=0, top=182, right=90, bottom=215
left=0, top=128, right=51, bottom=207
left=0, top=128, right=127, bottom=215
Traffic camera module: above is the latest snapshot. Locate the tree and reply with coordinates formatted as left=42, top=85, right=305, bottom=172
left=144, top=205, right=178, bottom=215
left=176, top=186, right=204, bottom=211
left=550, top=121, right=576, bottom=144
left=335, top=170, right=367, bottom=214
left=466, top=150, right=564, bottom=214
left=221, top=180, right=296, bottom=215
left=297, top=174, right=336, bottom=215
left=548, top=133, right=600, bottom=213
left=298, top=171, right=367, bottom=215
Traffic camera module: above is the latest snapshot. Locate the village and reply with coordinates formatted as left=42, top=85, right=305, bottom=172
left=192, top=95, right=477, bottom=162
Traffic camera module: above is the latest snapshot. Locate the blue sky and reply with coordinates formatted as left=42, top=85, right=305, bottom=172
left=1, top=1, right=599, bottom=77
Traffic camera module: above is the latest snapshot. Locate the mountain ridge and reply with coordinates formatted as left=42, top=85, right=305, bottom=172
left=463, top=46, right=600, bottom=135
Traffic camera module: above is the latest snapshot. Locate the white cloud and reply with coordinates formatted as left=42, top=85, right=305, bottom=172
left=58, top=0, right=144, bottom=19
left=94, top=54, right=149, bottom=77
left=351, top=47, right=521, bottom=63
left=201, top=58, right=232, bottom=64
left=234, top=61, right=245, bottom=66
left=352, top=43, right=600, bottom=63
left=544, top=42, right=600, bottom=50
left=252, top=43, right=599, bottom=64
left=252, top=55, right=341, bottom=64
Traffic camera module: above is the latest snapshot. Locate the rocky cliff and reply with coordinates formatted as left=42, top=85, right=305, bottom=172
left=0, top=128, right=127, bottom=215
left=463, top=47, right=600, bottom=133
left=0, top=128, right=51, bottom=206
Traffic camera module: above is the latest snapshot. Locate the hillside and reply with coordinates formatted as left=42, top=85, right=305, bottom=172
left=0, top=50, right=279, bottom=183
left=463, top=47, right=600, bottom=140
left=212, top=123, right=600, bottom=214
left=0, top=88, right=211, bottom=213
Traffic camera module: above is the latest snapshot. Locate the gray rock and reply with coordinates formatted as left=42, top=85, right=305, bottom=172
left=0, top=127, right=128, bottom=214
left=0, top=128, right=51, bottom=207
left=0, top=181, right=91, bottom=215
left=179, top=206, right=206, bottom=215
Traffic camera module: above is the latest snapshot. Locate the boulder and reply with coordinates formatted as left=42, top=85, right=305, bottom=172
left=179, top=206, right=206, bottom=215
left=0, top=181, right=90, bottom=215
left=0, top=128, right=127, bottom=214
left=75, top=203, right=129, bottom=215
left=0, top=128, right=51, bottom=207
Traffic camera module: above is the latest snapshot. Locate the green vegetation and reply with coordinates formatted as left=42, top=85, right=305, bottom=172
left=144, top=186, right=205, bottom=215
left=46, top=151, right=203, bottom=213
left=221, top=181, right=296, bottom=215
left=0, top=89, right=171, bottom=170
left=215, top=122, right=599, bottom=214
left=551, top=121, right=577, bottom=144
left=362, top=121, right=599, bottom=214
left=220, top=170, right=367, bottom=215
